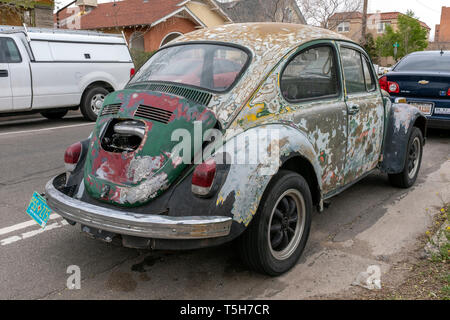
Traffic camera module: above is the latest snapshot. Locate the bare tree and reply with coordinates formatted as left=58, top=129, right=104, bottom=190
left=296, top=0, right=363, bottom=29
left=259, top=0, right=300, bottom=23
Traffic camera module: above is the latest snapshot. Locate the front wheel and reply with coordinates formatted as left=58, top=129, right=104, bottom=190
left=238, top=170, right=312, bottom=276
left=388, top=127, right=423, bottom=188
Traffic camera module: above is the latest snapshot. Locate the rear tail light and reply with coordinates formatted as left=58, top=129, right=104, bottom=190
left=379, top=76, right=400, bottom=94
left=379, top=76, right=388, bottom=92
left=64, top=142, right=82, bottom=172
left=192, top=158, right=216, bottom=196
left=447, top=88, right=450, bottom=96
left=388, top=81, right=400, bottom=93
left=130, top=68, right=135, bottom=78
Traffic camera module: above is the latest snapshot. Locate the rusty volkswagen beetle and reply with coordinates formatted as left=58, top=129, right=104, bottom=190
left=44, top=23, right=426, bottom=275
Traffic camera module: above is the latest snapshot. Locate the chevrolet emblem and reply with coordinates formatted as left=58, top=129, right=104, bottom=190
left=418, top=80, right=429, bottom=85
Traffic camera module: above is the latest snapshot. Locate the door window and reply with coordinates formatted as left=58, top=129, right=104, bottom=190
left=340, top=47, right=366, bottom=94
left=0, top=38, right=22, bottom=63
left=281, top=46, right=339, bottom=101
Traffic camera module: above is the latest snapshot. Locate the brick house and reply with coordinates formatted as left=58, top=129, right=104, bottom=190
left=330, top=11, right=430, bottom=44
left=0, top=0, right=54, bottom=27
left=435, top=7, right=450, bottom=43
left=329, top=11, right=430, bottom=65
left=56, top=0, right=232, bottom=52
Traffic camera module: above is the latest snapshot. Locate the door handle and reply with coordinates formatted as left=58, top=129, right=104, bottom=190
left=0, top=70, right=8, bottom=77
left=348, top=103, right=360, bottom=115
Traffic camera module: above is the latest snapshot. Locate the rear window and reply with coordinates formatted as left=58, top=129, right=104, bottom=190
left=394, top=54, right=450, bottom=72
left=129, top=43, right=250, bottom=93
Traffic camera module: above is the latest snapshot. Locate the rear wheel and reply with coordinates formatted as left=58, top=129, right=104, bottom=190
left=388, top=127, right=423, bottom=188
left=40, top=109, right=68, bottom=120
left=80, top=87, right=109, bottom=121
left=238, top=170, right=312, bottom=276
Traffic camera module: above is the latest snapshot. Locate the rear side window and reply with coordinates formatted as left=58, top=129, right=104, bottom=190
left=281, top=46, right=339, bottom=101
left=0, top=38, right=22, bottom=63
left=340, top=47, right=366, bottom=94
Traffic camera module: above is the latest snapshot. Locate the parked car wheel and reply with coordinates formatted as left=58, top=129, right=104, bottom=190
left=238, top=170, right=312, bottom=276
left=388, top=127, right=423, bottom=188
left=80, top=87, right=109, bottom=121
left=40, top=109, right=68, bottom=120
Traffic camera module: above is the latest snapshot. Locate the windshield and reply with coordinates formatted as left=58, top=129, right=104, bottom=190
left=129, top=44, right=249, bottom=92
left=394, top=53, right=450, bottom=72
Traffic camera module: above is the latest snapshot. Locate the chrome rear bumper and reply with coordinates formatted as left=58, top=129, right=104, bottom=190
left=45, top=176, right=232, bottom=239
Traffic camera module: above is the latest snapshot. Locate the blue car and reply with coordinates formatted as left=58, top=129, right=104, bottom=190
left=379, top=50, right=450, bottom=129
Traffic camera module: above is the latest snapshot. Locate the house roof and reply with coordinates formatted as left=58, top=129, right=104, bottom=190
left=329, top=12, right=363, bottom=21
left=216, top=0, right=306, bottom=24
left=56, top=0, right=220, bottom=30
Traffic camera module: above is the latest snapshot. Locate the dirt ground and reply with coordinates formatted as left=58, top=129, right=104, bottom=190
left=328, top=205, right=449, bottom=300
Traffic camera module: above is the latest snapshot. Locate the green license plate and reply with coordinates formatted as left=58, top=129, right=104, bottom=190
left=26, top=192, right=52, bottom=228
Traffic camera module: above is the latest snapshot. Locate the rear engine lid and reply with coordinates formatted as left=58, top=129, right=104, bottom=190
left=84, top=89, right=217, bottom=207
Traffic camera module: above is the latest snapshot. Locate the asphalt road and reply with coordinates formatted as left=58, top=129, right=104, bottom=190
left=0, top=113, right=449, bottom=300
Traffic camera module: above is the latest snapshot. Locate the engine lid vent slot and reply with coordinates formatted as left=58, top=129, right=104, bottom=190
left=101, top=104, right=121, bottom=116
left=147, top=83, right=212, bottom=106
left=135, top=104, right=173, bottom=124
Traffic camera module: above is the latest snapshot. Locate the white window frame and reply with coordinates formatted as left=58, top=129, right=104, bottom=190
left=337, top=22, right=350, bottom=33
left=377, top=22, right=391, bottom=34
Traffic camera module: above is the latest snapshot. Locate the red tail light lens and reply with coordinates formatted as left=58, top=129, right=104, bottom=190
left=192, top=158, right=216, bottom=196
left=64, top=142, right=82, bottom=172
left=130, top=68, right=135, bottom=78
left=388, top=81, right=400, bottom=93
left=379, top=76, right=388, bottom=92
left=447, top=88, right=450, bottom=96
left=379, top=76, right=400, bottom=94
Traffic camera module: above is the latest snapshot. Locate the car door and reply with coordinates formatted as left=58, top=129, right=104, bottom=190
left=339, top=44, right=384, bottom=185
left=0, top=38, right=13, bottom=112
left=4, top=37, right=32, bottom=111
left=280, top=43, right=348, bottom=194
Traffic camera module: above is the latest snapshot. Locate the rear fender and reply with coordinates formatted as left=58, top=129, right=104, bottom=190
left=66, top=138, right=90, bottom=193
left=214, top=124, right=322, bottom=227
left=380, top=103, right=427, bottom=174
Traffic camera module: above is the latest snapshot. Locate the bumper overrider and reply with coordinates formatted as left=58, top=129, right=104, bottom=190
left=45, top=176, right=232, bottom=240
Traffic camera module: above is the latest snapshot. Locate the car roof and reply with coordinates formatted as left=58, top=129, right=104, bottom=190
left=408, top=50, right=449, bottom=56
left=171, top=23, right=354, bottom=57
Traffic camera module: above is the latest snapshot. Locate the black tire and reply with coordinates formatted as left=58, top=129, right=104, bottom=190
left=40, top=109, right=68, bottom=120
left=80, top=86, right=109, bottom=121
left=238, top=170, right=312, bottom=276
left=388, top=127, right=423, bottom=188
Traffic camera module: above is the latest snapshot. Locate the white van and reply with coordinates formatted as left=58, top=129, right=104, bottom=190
left=0, top=26, right=135, bottom=121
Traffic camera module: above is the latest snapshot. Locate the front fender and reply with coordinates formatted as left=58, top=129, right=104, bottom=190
left=214, top=124, right=322, bottom=228
left=380, top=103, right=426, bottom=174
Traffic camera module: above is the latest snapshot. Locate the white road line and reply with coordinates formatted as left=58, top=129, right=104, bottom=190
left=0, top=213, right=61, bottom=237
left=0, top=122, right=94, bottom=137
left=1, top=219, right=69, bottom=246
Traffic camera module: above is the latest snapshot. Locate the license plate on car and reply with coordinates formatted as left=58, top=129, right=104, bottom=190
left=408, top=102, right=433, bottom=115
left=26, top=192, right=52, bottom=228
left=434, top=107, right=450, bottom=115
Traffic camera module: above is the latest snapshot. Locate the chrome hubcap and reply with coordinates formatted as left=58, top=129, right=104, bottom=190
left=408, top=137, right=421, bottom=179
left=268, top=189, right=306, bottom=261
left=91, top=94, right=105, bottom=115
